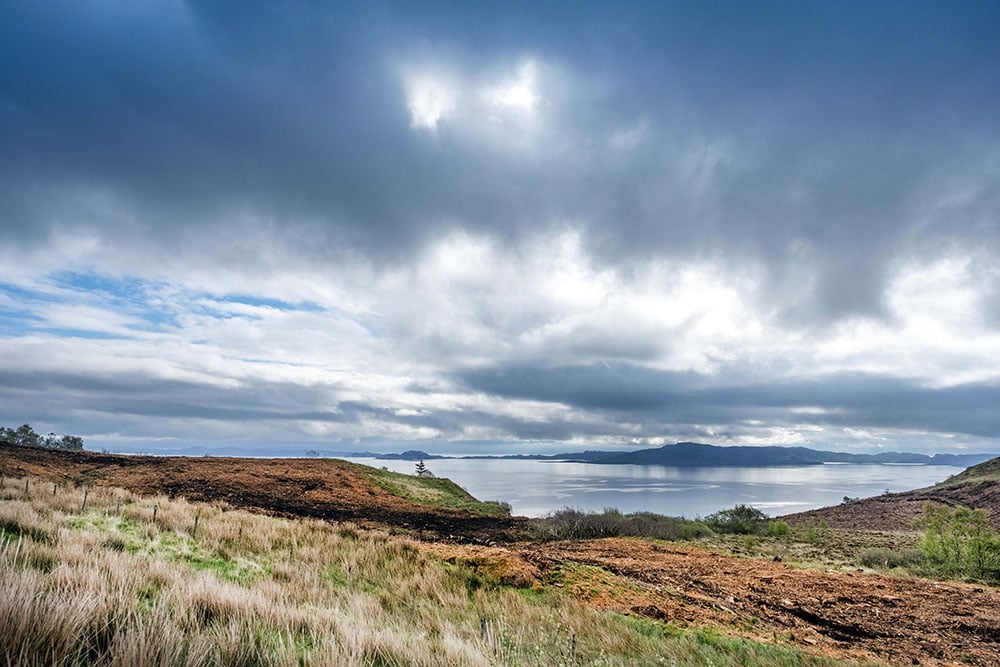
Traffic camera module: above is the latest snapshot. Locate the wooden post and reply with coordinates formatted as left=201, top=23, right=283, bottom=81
left=24, top=478, right=29, bottom=494
left=53, top=482, right=58, bottom=496
left=192, top=509, right=201, bottom=538
left=81, top=488, right=89, bottom=512
left=152, top=505, right=158, bottom=523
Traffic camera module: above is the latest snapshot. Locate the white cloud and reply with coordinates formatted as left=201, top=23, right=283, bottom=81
left=404, top=75, right=457, bottom=131
left=482, top=60, right=537, bottom=112
left=4, top=222, right=1000, bottom=451
left=400, top=58, right=549, bottom=147
left=843, top=427, right=886, bottom=441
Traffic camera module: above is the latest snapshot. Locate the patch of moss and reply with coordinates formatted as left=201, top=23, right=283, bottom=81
left=322, top=566, right=378, bottom=593
left=133, top=531, right=270, bottom=586
left=614, top=613, right=685, bottom=640
left=551, top=562, right=648, bottom=603
left=65, top=511, right=268, bottom=586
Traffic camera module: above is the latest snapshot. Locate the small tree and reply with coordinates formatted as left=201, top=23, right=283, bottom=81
left=1, top=424, right=84, bottom=450
left=705, top=504, right=767, bottom=534
left=414, top=460, right=431, bottom=477
left=2, top=424, right=40, bottom=448
left=916, top=502, right=1000, bottom=580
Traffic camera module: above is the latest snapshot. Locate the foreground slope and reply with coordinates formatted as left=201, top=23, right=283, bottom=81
left=2, top=475, right=850, bottom=667
left=0, top=444, right=525, bottom=542
left=6, top=444, right=1000, bottom=664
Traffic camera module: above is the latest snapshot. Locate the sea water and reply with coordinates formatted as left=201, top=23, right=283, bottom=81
left=345, top=457, right=961, bottom=519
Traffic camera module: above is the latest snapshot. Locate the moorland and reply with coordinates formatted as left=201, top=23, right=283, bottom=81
left=3, top=443, right=1000, bottom=665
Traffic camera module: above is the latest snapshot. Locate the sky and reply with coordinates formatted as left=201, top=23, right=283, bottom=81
left=1, top=1, right=999, bottom=455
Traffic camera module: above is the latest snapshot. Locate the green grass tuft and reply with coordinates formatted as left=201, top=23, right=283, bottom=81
left=0, top=518, right=52, bottom=545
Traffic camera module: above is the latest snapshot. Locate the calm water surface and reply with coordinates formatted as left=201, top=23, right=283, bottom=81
left=346, top=458, right=961, bottom=518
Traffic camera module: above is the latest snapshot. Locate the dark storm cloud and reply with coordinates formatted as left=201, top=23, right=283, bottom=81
left=457, top=363, right=1000, bottom=439
left=0, top=368, right=350, bottom=423
left=3, top=2, right=1000, bottom=452
left=2, top=1, right=999, bottom=316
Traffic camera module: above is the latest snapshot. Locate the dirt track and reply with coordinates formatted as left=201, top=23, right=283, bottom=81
left=5, top=444, right=1000, bottom=665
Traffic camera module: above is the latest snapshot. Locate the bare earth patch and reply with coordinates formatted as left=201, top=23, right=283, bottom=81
left=512, top=538, right=1000, bottom=666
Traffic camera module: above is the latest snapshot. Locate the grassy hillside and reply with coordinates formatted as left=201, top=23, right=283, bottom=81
left=0, top=475, right=849, bottom=666
left=938, top=454, right=1000, bottom=485
left=348, top=462, right=511, bottom=518
left=0, top=444, right=528, bottom=542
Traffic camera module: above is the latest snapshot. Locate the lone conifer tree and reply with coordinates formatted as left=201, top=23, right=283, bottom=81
left=414, top=460, right=428, bottom=477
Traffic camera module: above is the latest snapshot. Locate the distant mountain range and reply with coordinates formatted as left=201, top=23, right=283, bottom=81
left=349, top=442, right=996, bottom=468
left=96, top=441, right=996, bottom=469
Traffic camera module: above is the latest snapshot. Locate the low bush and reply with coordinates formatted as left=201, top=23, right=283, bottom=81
left=533, top=508, right=712, bottom=541
left=855, top=547, right=925, bottom=570
left=795, top=520, right=828, bottom=544
left=704, top=505, right=767, bottom=535
left=766, top=520, right=790, bottom=537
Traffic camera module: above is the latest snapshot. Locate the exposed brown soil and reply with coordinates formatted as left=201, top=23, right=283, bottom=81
left=5, top=444, right=1000, bottom=665
left=511, top=538, right=1000, bottom=666
left=782, top=479, right=1000, bottom=532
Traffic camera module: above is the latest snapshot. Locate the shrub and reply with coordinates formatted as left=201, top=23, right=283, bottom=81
left=704, top=505, right=767, bottom=535
left=855, top=547, right=925, bottom=570
left=766, top=521, right=790, bottom=537
left=915, top=502, right=1000, bottom=582
left=795, top=520, right=827, bottom=544
left=533, top=508, right=712, bottom=541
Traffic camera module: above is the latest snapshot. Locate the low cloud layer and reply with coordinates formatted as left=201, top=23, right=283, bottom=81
left=1, top=2, right=999, bottom=453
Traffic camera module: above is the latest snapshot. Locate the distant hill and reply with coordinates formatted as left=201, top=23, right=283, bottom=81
left=96, top=440, right=995, bottom=469
left=500, top=442, right=996, bottom=468
left=357, top=450, right=445, bottom=461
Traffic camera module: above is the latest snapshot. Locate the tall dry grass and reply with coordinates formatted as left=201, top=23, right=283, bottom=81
left=0, top=475, right=847, bottom=666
